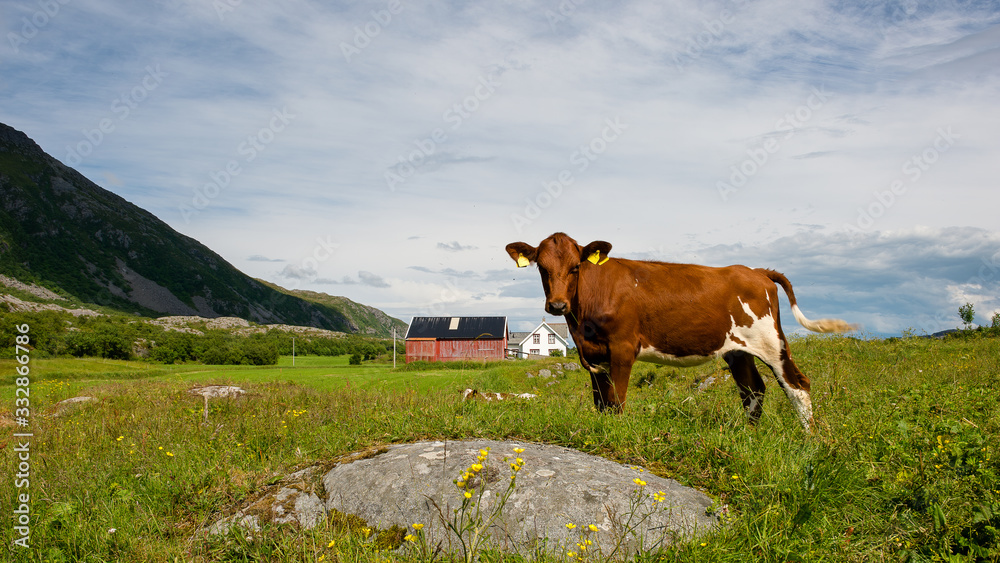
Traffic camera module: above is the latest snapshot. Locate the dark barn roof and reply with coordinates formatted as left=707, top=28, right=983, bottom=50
left=405, top=316, right=507, bottom=340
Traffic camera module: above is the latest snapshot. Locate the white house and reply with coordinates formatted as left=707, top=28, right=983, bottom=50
left=508, top=320, right=571, bottom=359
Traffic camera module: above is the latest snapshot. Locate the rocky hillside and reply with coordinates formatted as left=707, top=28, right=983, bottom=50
left=258, top=282, right=406, bottom=336
left=0, top=122, right=405, bottom=337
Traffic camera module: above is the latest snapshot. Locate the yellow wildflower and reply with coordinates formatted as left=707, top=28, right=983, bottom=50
left=566, top=522, right=576, bottom=530
left=633, top=478, right=647, bottom=487
left=412, top=523, right=424, bottom=530
left=588, top=524, right=599, bottom=532
left=464, top=491, right=472, bottom=499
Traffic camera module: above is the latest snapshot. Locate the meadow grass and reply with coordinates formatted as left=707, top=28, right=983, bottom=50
left=1, top=336, right=999, bottom=562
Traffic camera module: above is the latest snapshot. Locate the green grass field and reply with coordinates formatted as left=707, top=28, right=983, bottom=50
left=2, top=336, right=999, bottom=562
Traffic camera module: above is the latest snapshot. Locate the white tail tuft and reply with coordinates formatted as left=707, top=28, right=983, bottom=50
left=791, top=305, right=858, bottom=333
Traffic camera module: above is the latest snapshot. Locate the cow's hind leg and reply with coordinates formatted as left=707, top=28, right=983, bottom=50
left=756, top=342, right=813, bottom=430
left=723, top=351, right=766, bottom=424
left=776, top=346, right=813, bottom=429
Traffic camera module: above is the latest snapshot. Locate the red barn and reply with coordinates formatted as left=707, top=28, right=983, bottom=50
left=404, top=316, right=508, bottom=363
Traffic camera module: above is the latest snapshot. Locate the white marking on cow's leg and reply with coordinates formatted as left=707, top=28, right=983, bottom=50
left=765, top=364, right=811, bottom=430
left=783, top=384, right=813, bottom=430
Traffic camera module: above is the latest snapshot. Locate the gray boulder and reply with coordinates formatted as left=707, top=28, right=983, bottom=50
left=209, top=468, right=326, bottom=536
left=322, top=440, right=716, bottom=557
left=51, top=396, right=97, bottom=417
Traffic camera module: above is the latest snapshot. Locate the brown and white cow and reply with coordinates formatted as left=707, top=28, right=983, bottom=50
left=505, top=232, right=855, bottom=429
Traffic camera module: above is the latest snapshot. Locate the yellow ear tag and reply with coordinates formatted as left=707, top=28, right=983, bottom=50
left=516, top=254, right=530, bottom=268
left=587, top=251, right=609, bottom=265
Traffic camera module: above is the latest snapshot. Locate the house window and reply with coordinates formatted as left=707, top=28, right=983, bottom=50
left=548, top=334, right=556, bottom=344
left=533, top=334, right=540, bottom=344
left=530, top=349, right=540, bottom=356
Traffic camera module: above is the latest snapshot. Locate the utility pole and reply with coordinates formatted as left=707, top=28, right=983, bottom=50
left=292, top=337, right=295, bottom=367
left=392, top=328, right=396, bottom=369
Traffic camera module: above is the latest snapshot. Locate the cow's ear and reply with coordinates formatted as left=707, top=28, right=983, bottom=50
left=581, top=241, right=612, bottom=265
left=505, top=242, right=537, bottom=268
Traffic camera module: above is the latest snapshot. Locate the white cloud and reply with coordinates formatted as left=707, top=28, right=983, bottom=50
left=1, top=0, right=998, bottom=335
left=437, top=241, right=477, bottom=252
left=247, top=254, right=284, bottom=262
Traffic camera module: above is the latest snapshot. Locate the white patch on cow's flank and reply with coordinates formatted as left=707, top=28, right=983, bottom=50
left=636, top=298, right=783, bottom=367
left=726, top=297, right=782, bottom=364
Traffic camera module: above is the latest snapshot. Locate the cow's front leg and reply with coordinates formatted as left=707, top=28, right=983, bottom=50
left=589, top=367, right=615, bottom=411
left=595, top=342, right=636, bottom=412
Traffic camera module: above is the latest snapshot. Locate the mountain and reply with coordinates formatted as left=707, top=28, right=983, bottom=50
left=0, top=122, right=406, bottom=337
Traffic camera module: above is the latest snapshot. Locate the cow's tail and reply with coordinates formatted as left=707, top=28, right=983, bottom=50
left=758, top=269, right=857, bottom=333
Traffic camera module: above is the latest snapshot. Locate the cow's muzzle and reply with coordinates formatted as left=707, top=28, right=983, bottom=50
left=546, top=300, right=569, bottom=316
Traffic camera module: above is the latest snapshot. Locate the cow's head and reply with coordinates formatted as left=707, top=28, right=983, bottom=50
left=505, top=233, right=612, bottom=316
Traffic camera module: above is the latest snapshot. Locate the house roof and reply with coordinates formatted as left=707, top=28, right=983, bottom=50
left=405, top=316, right=507, bottom=340
left=514, top=321, right=571, bottom=347
left=509, top=332, right=531, bottom=343
left=549, top=323, right=570, bottom=338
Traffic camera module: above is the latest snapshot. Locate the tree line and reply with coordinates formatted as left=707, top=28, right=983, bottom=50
left=0, top=310, right=391, bottom=365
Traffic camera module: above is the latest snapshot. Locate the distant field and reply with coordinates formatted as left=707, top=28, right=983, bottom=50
left=0, top=354, right=507, bottom=404
left=1, top=336, right=999, bottom=561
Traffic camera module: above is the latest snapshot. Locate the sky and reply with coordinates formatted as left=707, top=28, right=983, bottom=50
left=2, top=0, right=999, bottom=337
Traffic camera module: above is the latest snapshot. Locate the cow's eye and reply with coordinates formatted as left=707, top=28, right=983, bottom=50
left=570, top=265, right=580, bottom=274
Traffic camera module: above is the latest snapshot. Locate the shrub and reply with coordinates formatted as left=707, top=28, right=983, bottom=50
left=65, top=327, right=133, bottom=360
left=243, top=340, right=278, bottom=366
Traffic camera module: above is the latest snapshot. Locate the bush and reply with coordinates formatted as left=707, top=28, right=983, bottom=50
left=65, top=327, right=133, bottom=360
left=349, top=353, right=362, bottom=365
left=244, top=340, right=278, bottom=366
